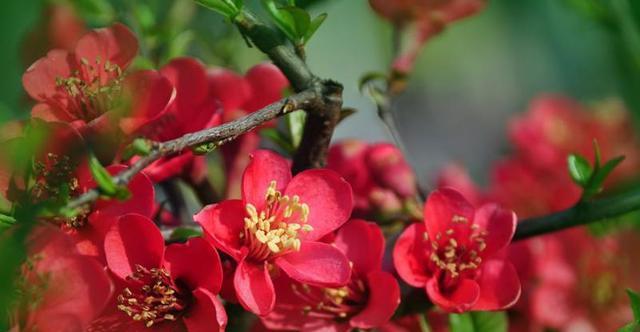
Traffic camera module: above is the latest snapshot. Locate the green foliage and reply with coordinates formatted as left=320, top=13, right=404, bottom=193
left=619, top=289, right=640, bottom=332
left=122, top=138, right=153, bottom=160
left=195, top=0, right=242, bottom=19
left=262, top=0, right=327, bottom=47
left=449, top=311, right=508, bottom=332
left=71, top=0, right=116, bottom=24
left=88, top=154, right=130, bottom=200
left=169, top=227, right=203, bottom=242
left=286, top=110, right=306, bottom=149
left=193, top=142, right=218, bottom=155
left=566, top=141, right=625, bottom=201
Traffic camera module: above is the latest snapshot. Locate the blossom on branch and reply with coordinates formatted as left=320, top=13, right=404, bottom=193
left=394, top=188, right=521, bottom=313
left=195, top=150, right=353, bottom=316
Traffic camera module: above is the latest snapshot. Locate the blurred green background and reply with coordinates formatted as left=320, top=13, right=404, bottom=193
left=1, top=0, right=639, bottom=187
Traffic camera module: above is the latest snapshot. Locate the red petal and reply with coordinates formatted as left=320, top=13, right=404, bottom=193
left=222, top=132, right=261, bottom=199
left=74, top=23, right=138, bottom=71
left=423, top=188, right=475, bottom=241
left=392, top=223, right=431, bottom=287
left=284, top=169, right=353, bottom=241
left=104, top=214, right=165, bottom=280
left=234, top=259, right=275, bottom=316
left=23, top=49, right=74, bottom=102
left=183, top=288, right=227, bottom=332
left=194, top=201, right=245, bottom=261
left=334, top=219, right=384, bottom=275
left=165, top=237, right=223, bottom=294
left=119, top=70, right=174, bottom=134
left=207, top=67, right=252, bottom=114
left=275, top=241, right=351, bottom=287
left=350, top=271, right=400, bottom=329
left=161, top=57, right=209, bottom=110
left=472, top=259, right=521, bottom=311
left=32, top=103, right=74, bottom=122
left=242, top=150, right=291, bottom=210
left=87, top=165, right=155, bottom=219
left=473, top=203, right=517, bottom=256
left=426, top=278, right=480, bottom=313
left=243, top=63, right=288, bottom=112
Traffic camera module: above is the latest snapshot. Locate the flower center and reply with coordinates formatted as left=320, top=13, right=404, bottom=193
left=426, top=215, right=486, bottom=282
left=291, top=279, right=367, bottom=321
left=241, top=181, right=312, bottom=261
left=56, top=57, right=124, bottom=122
left=117, top=265, right=186, bottom=328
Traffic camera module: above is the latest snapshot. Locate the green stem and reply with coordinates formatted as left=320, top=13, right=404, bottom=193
left=418, top=312, right=432, bottom=332
left=514, top=186, right=640, bottom=240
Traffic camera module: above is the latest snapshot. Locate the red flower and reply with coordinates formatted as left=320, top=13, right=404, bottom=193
left=91, top=214, right=227, bottom=331
left=262, top=219, right=401, bottom=331
left=135, top=57, right=222, bottom=183
left=207, top=64, right=289, bottom=199
left=368, top=0, right=486, bottom=73
left=22, top=23, right=173, bottom=137
left=393, top=188, right=521, bottom=312
left=195, top=150, right=353, bottom=315
left=328, top=140, right=417, bottom=217
left=11, top=225, right=113, bottom=332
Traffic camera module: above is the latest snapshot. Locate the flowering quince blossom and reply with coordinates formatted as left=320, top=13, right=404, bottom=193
left=207, top=64, right=289, bottom=198
left=394, top=188, right=521, bottom=312
left=261, top=219, right=401, bottom=331
left=22, top=23, right=174, bottom=138
left=368, top=0, right=486, bottom=73
left=195, top=149, right=353, bottom=315
left=328, top=140, right=417, bottom=217
left=10, top=225, right=113, bottom=332
left=90, top=214, right=226, bottom=331
left=135, top=57, right=222, bottom=183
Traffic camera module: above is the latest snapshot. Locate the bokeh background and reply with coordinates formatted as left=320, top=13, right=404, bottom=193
left=1, top=0, right=638, bottom=189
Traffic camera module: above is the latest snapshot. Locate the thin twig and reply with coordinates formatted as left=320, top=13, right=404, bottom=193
left=67, top=90, right=321, bottom=210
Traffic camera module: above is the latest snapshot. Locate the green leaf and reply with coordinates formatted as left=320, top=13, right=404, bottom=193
left=169, top=227, right=203, bottom=242
left=567, top=154, right=593, bottom=187
left=71, top=0, right=115, bottom=24
left=449, top=312, right=508, bottom=332
left=286, top=111, right=306, bottom=148
left=0, top=214, right=16, bottom=227
left=262, top=1, right=312, bottom=43
left=195, top=0, right=240, bottom=18
left=303, top=13, right=327, bottom=44
left=193, top=142, right=218, bottom=155
left=89, top=154, right=118, bottom=196
left=628, top=289, right=640, bottom=321
left=584, top=155, right=625, bottom=199
left=122, top=138, right=153, bottom=160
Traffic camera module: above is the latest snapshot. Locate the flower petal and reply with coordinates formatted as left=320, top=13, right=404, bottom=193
left=183, top=288, right=227, bottom=332
left=284, top=169, right=353, bottom=241
left=472, top=259, right=521, bottom=311
left=160, top=57, right=209, bottom=110
left=207, top=67, right=252, bottom=114
left=104, top=214, right=164, bottom=280
left=194, top=201, right=245, bottom=261
left=276, top=241, right=351, bottom=287
left=74, top=23, right=138, bottom=70
left=334, top=219, right=384, bottom=275
left=392, top=223, right=431, bottom=288
left=426, top=278, right=480, bottom=313
left=23, top=49, right=74, bottom=102
left=423, top=188, right=475, bottom=241
left=242, top=150, right=291, bottom=210
left=350, top=271, right=400, bottom=329
left=473, top=203, right=517, bottom=256
left=243, top=63, right=288, bottom=112
left=119, top=70, right=174, bottom=134
left=165, top=237, right=223, bottom=294
left=234, top=259, right=275, bottom=316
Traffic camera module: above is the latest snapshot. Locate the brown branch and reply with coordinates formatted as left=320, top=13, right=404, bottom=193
left=233, top=10, right=343, bottom=172
left=67, top=89, right=321, bottom=210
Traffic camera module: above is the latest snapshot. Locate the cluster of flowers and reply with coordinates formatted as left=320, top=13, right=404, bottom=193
left=6, top=2, right=640, bottom=332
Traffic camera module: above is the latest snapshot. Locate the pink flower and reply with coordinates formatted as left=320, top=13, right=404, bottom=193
left=195, top=150, right=353, bottom=315
left=10, top=225, right=113, bottom=332
left=135, top=57, right=222, bottom=183
left=91, top=214, right=227, bottom=331
left=22, top=23, right=174, bottom=137
left=328, top=140, right=417, bottom=217
left=368, top=0, right=486, bottom=73
left=207, top=63, right=289, bottom=199
left=393, top=188, right=521, bottom=312
left=262, top=219, right=401, bottom=331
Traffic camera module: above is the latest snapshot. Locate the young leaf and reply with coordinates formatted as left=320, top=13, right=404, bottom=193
left=193, top=142, right=217, bottom=155
left=567, top=154, right=593, bottom=187
left=449, top=312, right=508, bottom=332
left=628, top=289, right=640, bottom=321
left=584, top=155, right=625, bottom=199
left=122, top=138, right=153, bottom=160
left=169, top=227, right=203, bottom=243
left=449, top=313, right=474, bottom=332
left=89, top=154, right=118, bottom=196
left=263, top=0, right=299, bottom=42
left=304, top=13, right=327, bottom=43
left=281, top=6, right=311, bottom=40
left=286, top=110, right=306, bottom=148
left=195, top=0, right=239, bottom=18
left=261, top=128, right=295, bottom=154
